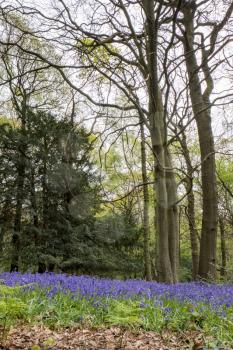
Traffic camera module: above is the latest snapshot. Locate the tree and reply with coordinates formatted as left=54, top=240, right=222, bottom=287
left=177, top=124, right=199, bottom=280
left=180, top=0, right=233, bottom=279
left=140, top=120, right=152, bottom=281
left=0, top=0, right=233, bottom=281
left=4, top=0, right=180, bottom=282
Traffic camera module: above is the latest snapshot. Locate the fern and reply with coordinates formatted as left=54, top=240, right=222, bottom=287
left=0, top=284, right=28, bottom=344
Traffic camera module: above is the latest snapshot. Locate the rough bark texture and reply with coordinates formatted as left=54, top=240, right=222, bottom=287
left=183, top=7, right=218, bottom=280
left=140, top=120, right=152, bottom=281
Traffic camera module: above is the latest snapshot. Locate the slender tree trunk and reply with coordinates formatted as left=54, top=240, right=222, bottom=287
left=165, top=150, right=179, bottom=283
left=30, top=166, right=39, bottom=229
left=140, top=120, right=152, bottom=281
left=10, top=105, right=27, bottom=272
left=186, top=188, right=199, bottom=280
left=219, top=217, right=226, bottom=277
left=63, top=133, right=74, bottom=217
left=153, top=163, right=158, bottom=280
left=179, top=131, right=199, bottom=279
left=38, top=139, right=48, bottom=273
left=10, top=145, right=26, bottom=272
left=0, top=198, right=12, bottom=260
left=183, top=9, right=218, bottom=280
left=143, top=0, right=179, bottom=283
left=42, top=139, right=48, bottom=230
left=30, top=166, right=40, bottom=271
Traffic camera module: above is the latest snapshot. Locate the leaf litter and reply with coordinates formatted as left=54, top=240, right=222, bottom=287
left=0, top=325, right=219, bottom=350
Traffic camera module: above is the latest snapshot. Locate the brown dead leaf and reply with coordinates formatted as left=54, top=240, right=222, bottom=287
left=0, top=325, right=211, bottom=350
left=192, top=341, right=204, bottom=350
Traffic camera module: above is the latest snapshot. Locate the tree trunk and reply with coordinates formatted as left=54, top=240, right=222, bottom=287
left=10, top=144, right=26, bottom=272
left=0, top=198, right=12, bottom=260
left=30, top=165, right=40, bottom=270
left=165, top=150, right=179, bottom=283
left=183, top=9, right=218, bottom=280
left=153, top=139, right=173, bottom=283
left=219, top=217, right=226, bottom=277
left=143, top=0, right=179, bottom=283
left=30, top=166, right=39, bottom=229
left=140, top=120, right=152, bottom=281
left=42, top=139, right=48, bottom=230
left=179, top=131, right=199, bottom=280
left=38, top=139, right=49, bottom=273
left=186, top=188, right=199, bottom=280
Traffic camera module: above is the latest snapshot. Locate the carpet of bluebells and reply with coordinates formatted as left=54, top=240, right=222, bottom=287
left=1, top=272, right=233, bottom=308
left=1, top=272, right=233, bottom=345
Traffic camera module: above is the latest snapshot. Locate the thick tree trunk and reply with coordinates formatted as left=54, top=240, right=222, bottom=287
left=143, top=0, right=179, bottom=283
left=153, top=137, right=173, bottom=283
left=179, top=131, right=199, bottom=280
left=140, top=120, right=152, bottom=281
left=183, top=9, right=218, bottom=280
left=219, top=217, right=226, bottom=277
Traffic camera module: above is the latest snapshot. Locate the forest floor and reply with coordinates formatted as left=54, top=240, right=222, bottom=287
left=1, top=273, right=233, bottom=349
left=2, top=325, right=206, bottom=350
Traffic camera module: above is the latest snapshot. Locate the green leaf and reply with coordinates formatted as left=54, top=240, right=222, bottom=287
left=31, top=345, right=41, bottom=350
left=43, top=337, right=56, bottom=347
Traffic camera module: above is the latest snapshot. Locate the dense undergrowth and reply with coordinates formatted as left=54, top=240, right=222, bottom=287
left=0, top=273, right=233, bottom=348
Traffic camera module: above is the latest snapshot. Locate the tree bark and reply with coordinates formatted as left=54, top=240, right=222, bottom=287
left=143, top=0, right=179, bottom=283
left=165, top=150, right=179, bottom=283
left=183, top=8, right=218, bottom=280
left=179, top=130, right=199, bottom=280
left=140, top=120, right=152, bottom=281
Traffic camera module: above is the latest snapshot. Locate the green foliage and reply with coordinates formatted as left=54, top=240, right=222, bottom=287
left=0, top=108, right=145, bottom=277
left=105, top=300, right=142, bottom=326
left=0, top=286, right=232, bottom=347
left=31, top=346, right=41, bottom=350
left=77, top=38, right=118, bottom=65
left=217, top=159, right=233, bottom=188
left=0, top=284, right=27, bottom=320
left=179, top=249, right=192, bottom=282
left=0, top=284, right=28, bottom=343
left=0, top=110, right=101, bottom=273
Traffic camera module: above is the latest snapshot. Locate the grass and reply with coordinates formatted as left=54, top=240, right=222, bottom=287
left=1, top=283, right=233, bottom=348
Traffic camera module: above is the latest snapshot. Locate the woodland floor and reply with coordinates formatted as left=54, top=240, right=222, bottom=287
left=1, top=326, right=211, bottom=350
